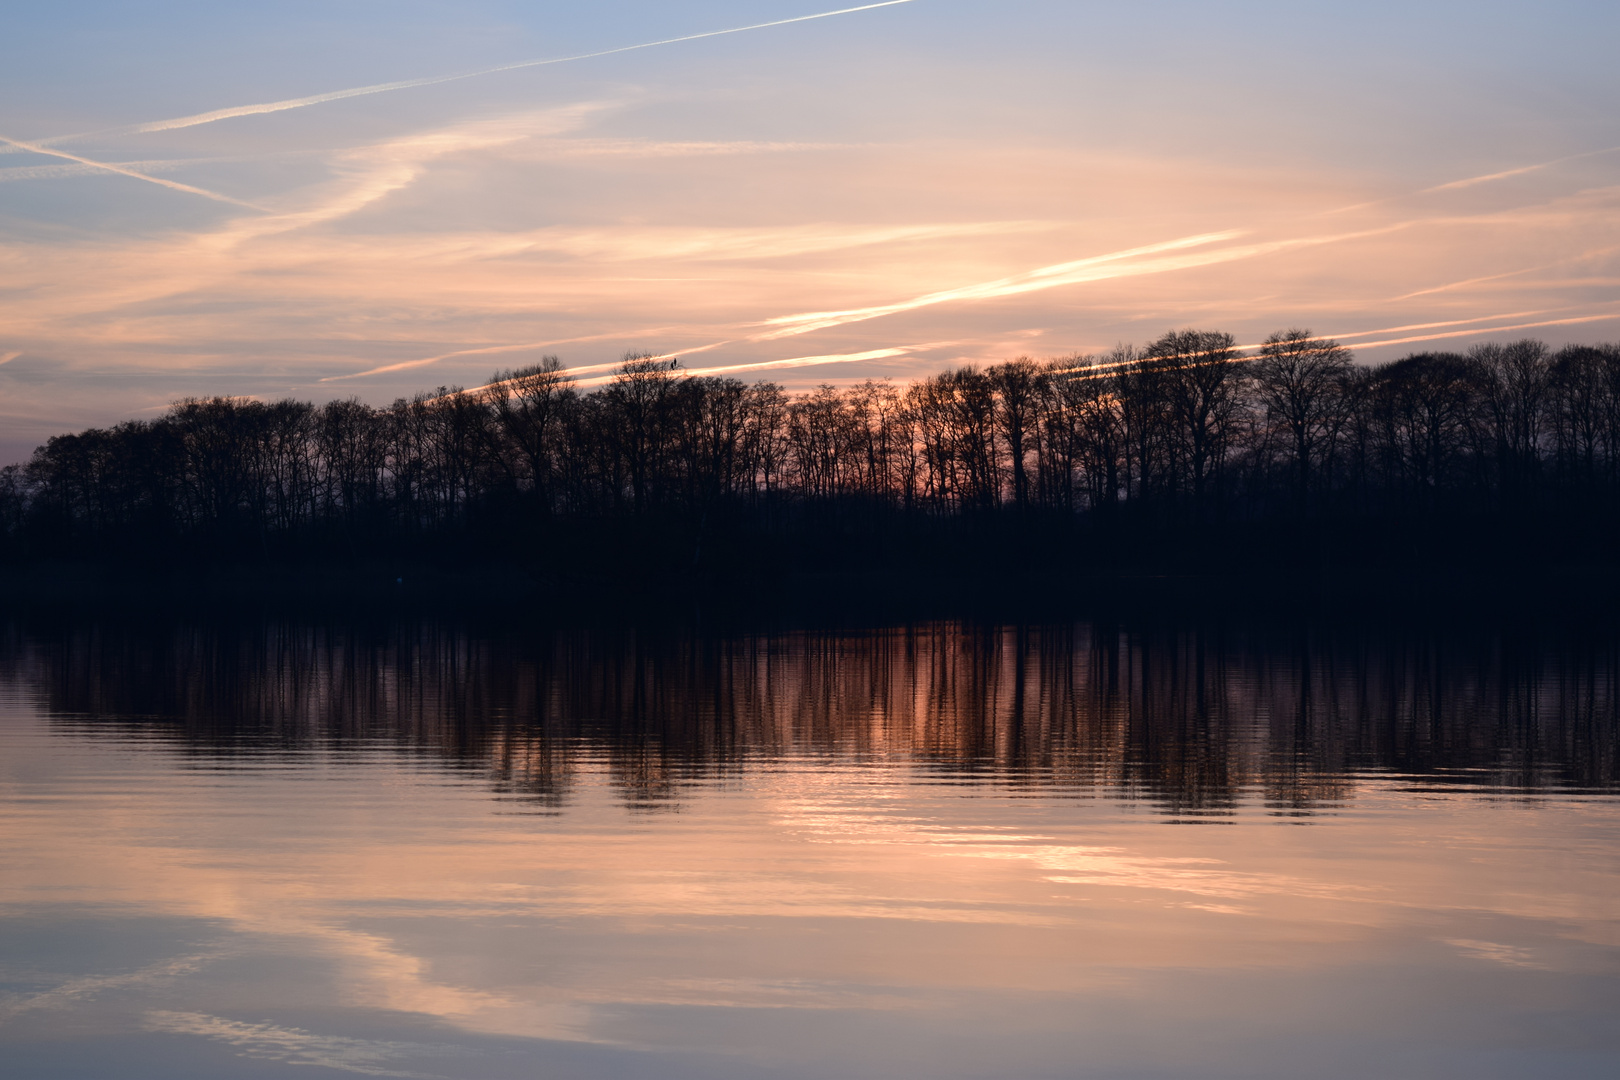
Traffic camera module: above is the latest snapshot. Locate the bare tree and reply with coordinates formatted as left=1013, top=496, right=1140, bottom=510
left=1368, top=353, right=1481, bottom=512
left=742, top=382, right=789, bottom=502
left=1547, top=345, right=1614, bottom=492
left=601, top=352, right=680, bottom=513
left=989, top=358, right=1043, bottom=511
left=1471, top=339, right=1550, bottom=503
left=1252, top=328, right=1352, bottom=512
left=484, top=356, right=576, bottom=513
left=1142, top=330, right=1249, bottom=510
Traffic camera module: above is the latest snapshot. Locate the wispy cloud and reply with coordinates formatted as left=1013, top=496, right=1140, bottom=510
left=196, top=106, right=606, bottom=252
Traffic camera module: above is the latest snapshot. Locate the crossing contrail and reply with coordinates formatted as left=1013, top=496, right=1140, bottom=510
left=0, top=133, right=261, bottom=209
left=23, top=1, right=917, bottom=150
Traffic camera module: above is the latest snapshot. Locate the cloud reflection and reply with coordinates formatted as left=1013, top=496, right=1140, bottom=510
left=1, top=617, right=1618, bottom=1060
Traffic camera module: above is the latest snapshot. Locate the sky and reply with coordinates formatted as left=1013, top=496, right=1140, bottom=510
left=2, top=1, right=1619, bottom=461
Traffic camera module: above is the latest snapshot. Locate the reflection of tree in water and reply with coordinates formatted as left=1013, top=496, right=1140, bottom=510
left=3, top=617, right=1616, bottom=814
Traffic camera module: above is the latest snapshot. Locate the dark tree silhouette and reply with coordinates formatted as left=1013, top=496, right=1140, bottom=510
left=1251, top=329, right=1352, bottom=514
left=5, top=333, right=1620, bottom=582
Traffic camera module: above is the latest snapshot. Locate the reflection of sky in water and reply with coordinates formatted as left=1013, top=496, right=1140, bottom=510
left=1, top=622, right=1618, bottom=1078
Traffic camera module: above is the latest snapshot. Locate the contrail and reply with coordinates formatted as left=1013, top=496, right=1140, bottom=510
left=684, top=346, right=913, bottom=376
left=1393, top=267, right=1551, bottom=301
left=337, top=341, right=919, bottom=390
left=0, top=133, right=260, bottom=209
left=752, top=224, right=1414, bottom=341
left=1218, top=308, right=1619, bottom=355
left=753, top=231, right=1245, bottom=339
left=566, top=345, right=932, bottom=388
left=1422, top=145, right=1620, bottom=193
left=1391, top=245, right=1620, bottom=301
left=320, top=334, right=731, bottom=383
left=1212, top=309, right=1570, bottom=352
left=1329, top=143, right=1620, bottom=214
left=322, top=340, right=589, bottom=383
left=1326, top=309, right=1561, bottom=340
left=0, top=153, right=305, bottom=184
left=0, top=160, right=190, bottom=184
left=28, top=1, right=918, bottom=149
left=328, top=224, right=1408, bottom=384
left=1343, top=310, right=1620, bottom=351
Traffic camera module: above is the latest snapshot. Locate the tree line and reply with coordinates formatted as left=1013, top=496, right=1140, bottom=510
left=7, top=329, right=1620, bottom=575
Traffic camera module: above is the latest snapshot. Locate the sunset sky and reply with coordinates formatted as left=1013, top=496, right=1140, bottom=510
left=3, top=0, right=1619, bottom=461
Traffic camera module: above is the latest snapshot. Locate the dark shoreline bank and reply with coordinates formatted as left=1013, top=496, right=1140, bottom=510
left=5, top=558, right=1619, bottom=630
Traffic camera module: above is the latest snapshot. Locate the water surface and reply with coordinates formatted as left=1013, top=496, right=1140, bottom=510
left=2, top=618, right=1618, bottom=1078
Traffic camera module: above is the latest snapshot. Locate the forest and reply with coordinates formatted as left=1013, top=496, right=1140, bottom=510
left=6, top=328, right=1620, bottom=582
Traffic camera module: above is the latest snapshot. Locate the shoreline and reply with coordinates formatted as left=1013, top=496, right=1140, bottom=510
left=4, top=558, right=1619, bottom=627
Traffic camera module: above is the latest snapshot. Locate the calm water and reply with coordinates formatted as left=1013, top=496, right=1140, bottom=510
left=1, top=617, right=1618, bottom=1079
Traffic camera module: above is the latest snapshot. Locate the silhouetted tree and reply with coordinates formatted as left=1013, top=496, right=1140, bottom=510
left=7, top=331, right=1620, bottom=578
left=1251, top=329, right=1352, bottom=514
left=1367, top=352, right=1480, bottom=514
left=484, top=356, right=575, bottom=514
left=1143, top=329, right=1248, bottom=514
left=1472, top=339, right=1550, bottom=508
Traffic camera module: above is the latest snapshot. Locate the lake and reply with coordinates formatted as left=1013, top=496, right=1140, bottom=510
left=1, top=614, right=1617, bottom=1079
